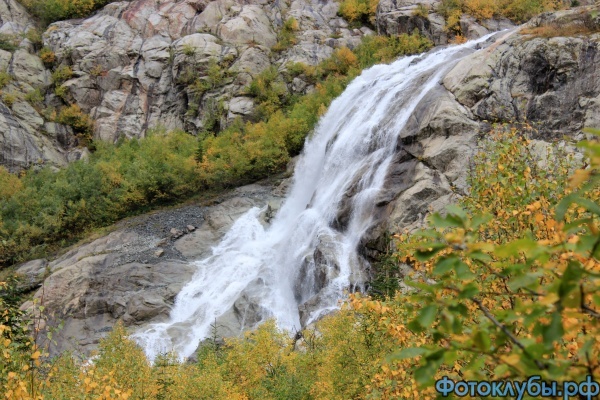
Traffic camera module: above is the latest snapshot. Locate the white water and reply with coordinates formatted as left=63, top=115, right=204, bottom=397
left=133, top=34, right=499, bottom=362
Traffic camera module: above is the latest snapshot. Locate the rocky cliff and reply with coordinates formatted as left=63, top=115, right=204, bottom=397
left=0, top=0, right=372, bottom=171
left=12, top=4, right=600, bottom=357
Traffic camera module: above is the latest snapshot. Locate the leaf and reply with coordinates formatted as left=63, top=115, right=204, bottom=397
left=414, top=350, right=444, bottom=386
left=558, top=262, right=583, bottom=300
left=494, top=238, right=538, bottom=258
left=455, top=262, right=475, bottom=280
left=507, top=272, right=541, bottom=291
left=415, top=243, right=447, bottom=262
left=417, top=304, right=438, bottom=328
left=473, top=330, right=491, bottom=352
left=433, top=256, right=458, bottom=275
left=446, top=204, right=467, bottom=220
left=556, top=194, right=576, bottom=221
left=458, top=282, right=479, bottom=299
left=387, top=347, right=429, bottom=361
left=501, top=354, right=521, bottom=366
left=431, top=212, right=464, bottom=229
left=542, top=312, right=563, bottom=348
left=470, top=213, right=492, bottom=229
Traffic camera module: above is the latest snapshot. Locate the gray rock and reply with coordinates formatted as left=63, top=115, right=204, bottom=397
left=22, top=179, right=286, bottom=357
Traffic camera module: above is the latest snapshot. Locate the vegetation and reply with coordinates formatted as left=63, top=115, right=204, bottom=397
left=0, top=34, right=20, bottom=52
left=437, top=0, right=571, bottom=34
left=0, top=129, right=201, bottom=266
left=272, top=17, right=299, bottom=52
left=1, top=127, right=598, bottom=398
left=39, top=47, right=56, bottom=67
left=338, top=0, right=379, bottom=25
left=55, top=104, right=93, bottom=141
left=18, top=0, right=112, bottom=26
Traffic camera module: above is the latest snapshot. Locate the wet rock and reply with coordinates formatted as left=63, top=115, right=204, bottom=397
left=22, top=180, right=284, bottom=357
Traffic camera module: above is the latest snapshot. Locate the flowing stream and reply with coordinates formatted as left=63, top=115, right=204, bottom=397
left=133, top=33, right=500, bottom=362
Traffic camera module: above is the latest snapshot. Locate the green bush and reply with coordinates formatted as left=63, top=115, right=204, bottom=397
left=0, top=34, right=19, bottom=52
left=272, top=17, right=299, bottom=52
left=51, top=65, right=73, bottom=85
left=0, top=130, right=201, bottom=266
left=18, top=0, right=112, bottom=26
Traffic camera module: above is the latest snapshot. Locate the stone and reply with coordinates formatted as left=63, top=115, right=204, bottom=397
left=170, top=228, right=183, bottom=238
left=186, top=225, right=195, bottom=232
left=21, top=180, right=284, bottom=357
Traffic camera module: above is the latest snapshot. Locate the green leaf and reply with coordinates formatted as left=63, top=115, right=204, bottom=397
left=387, top=347, right=429, bottom=361
left=414, top=351, right=444, bottom=386
left=415, top=243, right=447, bottom=262
left=458, top=282, right=479, bottom=299
left=494, top=238, right=538, bottom=258
left=558, top=262, right=583, bottom=300
left=455, top=262, right=475, bottom=280
left=556, top=193, right=576, bottom=221
left=470, top=213, right=492, bottom=230
left=473, top=330, right=491, bottom=352
left=433, top=256, right=458, bottom=275
left=417, top=304, right=438, bottom=328
left=468, top=251, right=492, bottom=263
left=446, top=204, right=467, bottom=220
left=542, top=312, right=563, bottom=348
left=507, top=272, right=541, bottom=291
left=431, top=212, right=464, bottom=229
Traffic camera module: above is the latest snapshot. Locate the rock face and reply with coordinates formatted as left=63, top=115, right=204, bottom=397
left=19, top=180, right=285, bottom=357
left=364, top=8, right=600, bottom=253
left=0, top=0, right=82, bottom=172
left=0, top=0, right=372, bottom=172
left=41, top=0, right=371, bottom=143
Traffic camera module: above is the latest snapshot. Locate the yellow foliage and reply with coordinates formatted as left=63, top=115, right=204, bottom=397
left=0, top=167, right=22, bottom=200
left=338, top=0, right=379, bottom=23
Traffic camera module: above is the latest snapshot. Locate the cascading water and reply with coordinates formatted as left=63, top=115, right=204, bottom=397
left=133, top=33, right=502, bottom=362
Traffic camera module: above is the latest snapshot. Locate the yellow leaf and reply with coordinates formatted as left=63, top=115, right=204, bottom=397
left=501, top=354, right=521, bottom=365
left=539, top=293, right=559, bottom=306
left=569, top=169, right=590, bottom=189
left=31, top=350, right=41, bottom=360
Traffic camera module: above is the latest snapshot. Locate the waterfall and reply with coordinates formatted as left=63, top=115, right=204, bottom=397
left=132, top=33, right=500, bottom=362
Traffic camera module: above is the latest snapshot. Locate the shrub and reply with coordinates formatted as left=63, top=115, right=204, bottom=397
left=24, top=88, right=44, bottom=106
left=55, top=104, right=92, bottom=139
left=412, top=3, right=430, bottom=18
left=0, top=34, right=18, bottom=52
left=438, top=0, right=569, bottom=32
left=247, top=66, right=290, bottom=119
left=0, top=130, right=201, bottom=266
left=18, top=0, right=112, bottom=26
left=338, top=0, right=379, bottom=25
left=272, top=17, right=299, bottom=52
left=0, top=167, right=22, bottom=200
left=353, top=31, right=433, bottom=66
left=2, top=92, right=16, bottom=108
left=39, top=47, right=55, bottom=67
left=322, top=46, right=358, bottom=75
left=0, top=72, right=12, bottom=89
left=51, top=65, right=73, bottom=85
